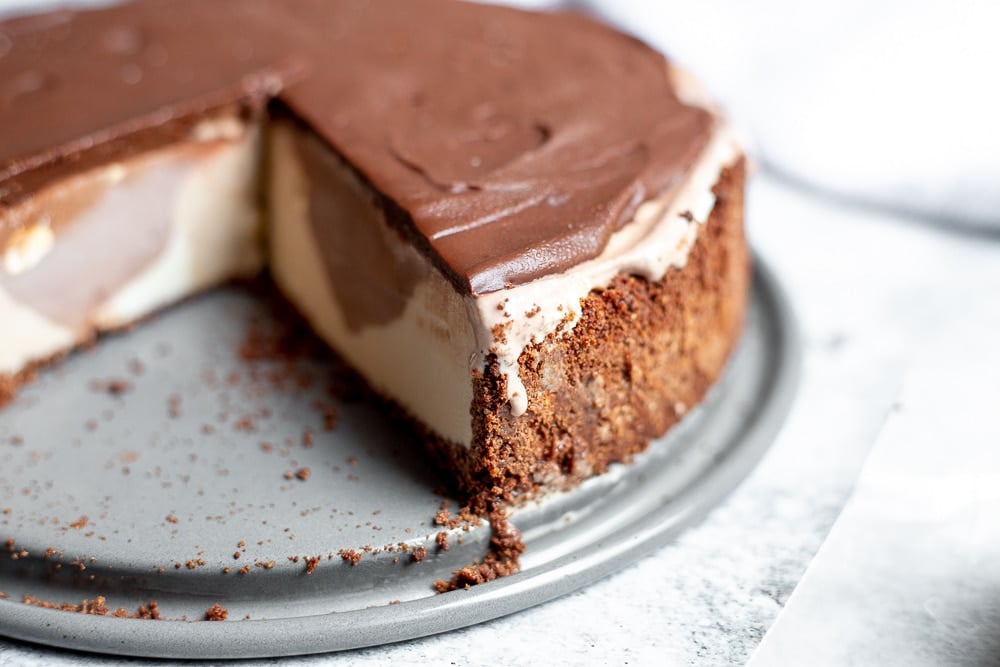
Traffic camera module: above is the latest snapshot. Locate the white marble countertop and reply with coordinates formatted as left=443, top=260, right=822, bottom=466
left=5, top=168, right=995, bottom=665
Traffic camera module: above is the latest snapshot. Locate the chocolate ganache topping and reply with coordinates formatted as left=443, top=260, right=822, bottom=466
left=0, top=0, right=713, bottom=295
left=0, top=0, right=295, bottom=199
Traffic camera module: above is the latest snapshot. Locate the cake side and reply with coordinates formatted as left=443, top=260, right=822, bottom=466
left=445, top=160, right=748, bottom=501
left=266, top=105, right=742, bottom=462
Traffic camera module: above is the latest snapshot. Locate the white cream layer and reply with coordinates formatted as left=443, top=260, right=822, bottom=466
left=0, top=119, right=263, bottom=375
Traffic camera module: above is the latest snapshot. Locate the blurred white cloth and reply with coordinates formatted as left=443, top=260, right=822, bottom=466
left=510, top=0, right=1000, bottom=231
left=6, top=0, right=998, bottom=228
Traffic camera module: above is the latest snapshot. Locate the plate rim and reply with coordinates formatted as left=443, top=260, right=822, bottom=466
left=0, top=254, right=801, bottom=659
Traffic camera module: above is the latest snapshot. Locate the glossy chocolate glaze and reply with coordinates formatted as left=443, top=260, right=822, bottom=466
left=0, top=0, right=294, bottom=214
left=0, top=0, right=712, bottom=295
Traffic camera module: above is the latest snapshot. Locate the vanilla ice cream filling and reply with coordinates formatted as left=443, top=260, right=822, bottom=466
left=270, top=123, right=480, bottom=445
left=269, top=118, right=739, bottom=445
left=0, top=118, right=263, bottom=375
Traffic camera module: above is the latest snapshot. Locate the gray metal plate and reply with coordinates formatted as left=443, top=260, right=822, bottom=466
left=0, top=258, right=798, bottom=659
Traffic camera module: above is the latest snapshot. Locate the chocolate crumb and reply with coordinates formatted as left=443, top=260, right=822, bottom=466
left=338, top=549, right=362, bottom=566
left=135, top=601, right=162, bottom=620
left=434, top=501, right=524, bottom=593
left=22, top=595, right=162, bottom=620
left=167, top=394, right=182, bottom=418
left=233, top=415, right=256, bottom=432
left=204, top=603, right=228, bottom=621
left=90, top=378, right=132, bottom=396
left=435, top=531, right=450, bottom=551
left=410, top=546, right=427, bottom=563
left=321, top=405, right=338, bottom=431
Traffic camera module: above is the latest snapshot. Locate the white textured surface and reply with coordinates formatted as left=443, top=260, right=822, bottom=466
left=751, top=285, right=1000, bottom=666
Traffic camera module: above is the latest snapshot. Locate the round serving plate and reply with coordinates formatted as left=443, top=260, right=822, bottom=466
left=0, top=257, right=799, bottom=659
